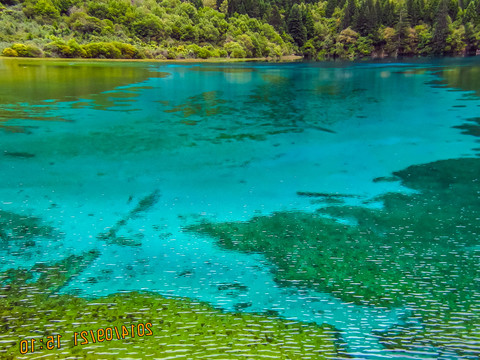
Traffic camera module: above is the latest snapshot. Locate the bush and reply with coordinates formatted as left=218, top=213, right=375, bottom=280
left=4, top=43, right=43, bottom=57
left=23, top=0, right=60, bottom=20
left=197, top=46, right=211, bottom=58
left=82, top=41, right=121, bottom=58
left=224, top=41, right=246, bottom=58
left=44, top=39, right=85, bottom=57
left=2, top=47, right=18, bottom=56
left=111, top=41, right=141, bottom=59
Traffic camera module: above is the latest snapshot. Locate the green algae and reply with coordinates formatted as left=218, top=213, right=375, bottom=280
left=453, top=117, right=480, bottom=138
left=3, top=151, right=35, bottom=158
left=187, top=157, right=480, bottom=357
left=0, top=257, right=341, bottom=359
left=130, top=190, right=161, bottom=218
left=98, top=191, right=160, bottom=247
left=0, top=210, right=58, bottom=253
left=0, top=105, right=70, bottom=134
left=164, top=91, right=230, bottom=119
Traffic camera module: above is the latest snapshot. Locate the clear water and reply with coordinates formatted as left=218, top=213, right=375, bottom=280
left=1, top=58, right=479, bottom=359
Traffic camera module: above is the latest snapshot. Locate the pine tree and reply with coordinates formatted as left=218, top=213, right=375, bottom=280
left=432, top=0, right=450, bottom=53
left=375, top=0, right=382, bottom=25
left=355, top=0, right=377, bottom=36
left=288, top=4, right=307, bottom=46
left=304, top=9, right=315, bottom=39
left=380, top=0, right=396, bottom=27
left=269, top=5, right=285, bottom=31
left=464, top=0, right=478, bottom=24
left=342, top=0, right=357, bottom=29
left=325, top=0, right=337, bottom=17
left=354, top=1, right=369, bottom=34
left=395, top=5, right=411, bottom=54
left=411, top=0, right=424, bottom=24
left=448, top=0, right=459, bottom=20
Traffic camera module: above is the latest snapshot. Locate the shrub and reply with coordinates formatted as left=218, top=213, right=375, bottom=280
left=44, top=39, right=85, bottom=57
left=186, top=43, right=200, bottom=57
left=197, top=46, right=211, bottom=58
left=2, top=47, right=18, bottom=56
left=224, top=41, right=246, bottom=58
left=5, top=43, right=43, bottom=57
left=111, top=41, right=141, bottom=59
left=82, top=41, right=121, bottom=58
left=23, top=0, right=60, bottom=20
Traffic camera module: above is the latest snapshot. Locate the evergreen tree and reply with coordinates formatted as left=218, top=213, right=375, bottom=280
left=375, top=0, right=382, bottom=25
left=354, top=1, right=368, bottom=34
left=464, top=0, right=478, bottom=23
left=355, top=0, right=377, bottom=35
left=406, top=0, right=425, bottom=25
left=395, top=5, right=411, bottom=53
left=190, top=0, right=204, bottom=8
left=342, top=0, right=357, bottom=29
left=269, top=5, right=285, bottom=31
left=304, top=9, right=315, bottom=38
left=411, top=0, right=424, bottom=24
left=228, top=0, right=247, bottom=15
left=432, top=0, right=450, bottom=53
left=406, top=0, right=415, bottom=21
left=325, top=0, right=337, bottom=17
left=381, top=0, right=396, bottom=27
left=288, top=3, right=307, bottom=46
left=448, top=0, right=459, bottom=20
left=424, top=0, right=440, bottom=23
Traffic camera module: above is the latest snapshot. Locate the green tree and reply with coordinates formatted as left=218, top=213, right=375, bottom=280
left=355, top=0, right=377, bottom=36
left=304, top=9, right=314, bottom=39
left=432, top=0, right=450, bottom=53
left=395, top=5, right=412, bottom=54
left=24, top=0, right=60, bottom=20
left=325, top=0, right=337, bottom=17
left=380, top=0, right=396, bottom=27
left=342, top=0, right=357, bottom=30
left=288, top=4, right=307, bottom=46
left=463, top=0, right=477, bottom=24
left=268, top=5, right=284, bottom=31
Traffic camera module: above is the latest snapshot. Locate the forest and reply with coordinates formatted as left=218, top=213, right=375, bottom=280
left=0, top=0, right=480, bottom=59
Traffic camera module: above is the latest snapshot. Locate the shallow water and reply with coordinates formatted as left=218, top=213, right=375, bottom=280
left=1, top=57, right=479, bottom=359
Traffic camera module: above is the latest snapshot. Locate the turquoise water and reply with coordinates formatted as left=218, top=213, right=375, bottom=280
left=1, top=58, right=480, bottom=358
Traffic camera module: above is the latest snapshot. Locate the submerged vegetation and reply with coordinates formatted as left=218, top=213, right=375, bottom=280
left=1, top=0, right=480, bottom=59
left=187, top=157, right=480, bottom=357
left=0, top=246, right=341, bottom=359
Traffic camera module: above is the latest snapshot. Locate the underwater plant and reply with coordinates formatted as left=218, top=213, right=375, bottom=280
left=187, top=158, right=480, bottom=357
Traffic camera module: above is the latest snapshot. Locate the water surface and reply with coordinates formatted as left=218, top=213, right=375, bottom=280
left=1, top=57, right=479, bottom=359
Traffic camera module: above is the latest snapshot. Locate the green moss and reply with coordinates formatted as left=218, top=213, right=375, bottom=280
left=187, top=158, right=480, bottom=357
left=0, top=210, right=57, bottom=251
left=0, top=255, right=341, bottom=359
left=164, top=91, right=230, bottom=119
left=97, top=190, right=160, bottom=247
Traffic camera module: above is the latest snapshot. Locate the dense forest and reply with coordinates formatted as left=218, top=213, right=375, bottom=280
left=1, top=0, right=480, bottom=59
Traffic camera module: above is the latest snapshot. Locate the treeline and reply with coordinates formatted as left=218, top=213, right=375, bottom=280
left=0, top=0, right=292, bottom=59
left=226, top=0, right=480, bottom=58
left=0, top=0, right=480, bottom=59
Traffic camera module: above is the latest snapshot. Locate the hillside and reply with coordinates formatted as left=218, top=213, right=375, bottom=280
left=0, top=0, right=479, bottom=60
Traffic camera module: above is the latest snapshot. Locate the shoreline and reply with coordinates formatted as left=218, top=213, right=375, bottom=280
left=0, top=55, right=304, bottom=63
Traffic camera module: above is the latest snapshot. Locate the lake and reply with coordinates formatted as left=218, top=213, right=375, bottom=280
left=1, top=57, right=479, bottom=359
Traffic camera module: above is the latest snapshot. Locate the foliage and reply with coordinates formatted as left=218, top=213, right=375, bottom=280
left=0, top=0, right=478, bottom=59
left=2, top=42, right=42, bottom=56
